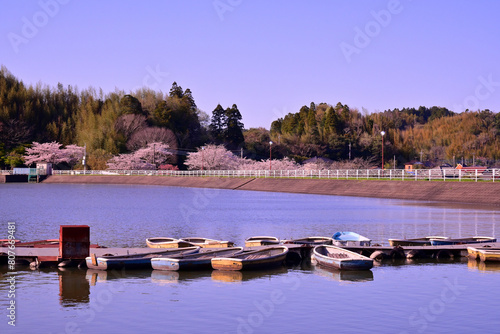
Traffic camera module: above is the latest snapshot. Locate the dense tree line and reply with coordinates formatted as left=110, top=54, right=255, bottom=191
left=1, top=65, right=499, bottom=170
left=0, top=66, right=211, bottom=169
left=270, top=103, right=500, bottom=167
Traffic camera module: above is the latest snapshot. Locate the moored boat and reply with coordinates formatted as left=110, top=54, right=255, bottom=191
left=332, top=232, right=371, bottom=247
left=244, top=236, right=280, bottom=247
left=179, top=237, right=235, bottom=248
left=283, top=236, right=333, bottom=246
left=389, top=236, right=449, bottom=247
left=312, top=245, right=373, bottom=270
left=211, top=246, right=288, bottom=271
left=477, top=248, right=500, bottom=262
left=151, top=247, right=244, bottom=271
left=467, top=246, right=493, bottom=260
left=430, top=236, right=496, bottom=246
left=86, top=246, right=199, bottom=270
left=146, top=237, right=194, bottom=248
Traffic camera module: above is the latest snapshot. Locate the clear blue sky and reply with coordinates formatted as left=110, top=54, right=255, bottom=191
left=1, top=0, right=499, bottom=129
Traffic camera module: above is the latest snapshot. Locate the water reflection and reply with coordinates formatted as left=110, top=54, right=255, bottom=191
left=377, top=258, right=467, bottom=267
left=56, top=268, right=89, bottom=307
left=151, top=270, right=213, bottom=285
left=85, top=268, right=151, bottom=285
left=467, top=259, right=500, bottom=273
left=312, top=266, right=374, bottom=282
left=211, top=267, right=288, bottom=283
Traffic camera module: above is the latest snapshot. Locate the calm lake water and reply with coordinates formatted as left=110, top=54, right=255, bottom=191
left=1, top=183, right=499, bottom=334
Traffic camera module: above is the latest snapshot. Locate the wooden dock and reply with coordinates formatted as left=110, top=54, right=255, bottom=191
left=0, top=244, right=311, bottom=268
left=3, top=242, right=499, bottom=268
left=342, top=242, right=500, bottom=260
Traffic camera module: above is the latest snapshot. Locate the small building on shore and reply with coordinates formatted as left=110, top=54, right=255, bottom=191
left=37, top=163, right=53, bottom=175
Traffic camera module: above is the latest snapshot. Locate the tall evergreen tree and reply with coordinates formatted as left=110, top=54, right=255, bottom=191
left=169, top=82, right=184, bottom=98
left=209, top=104, right=227, bottom=144
left=225, top=104, right=245, bottom=150
left=120, top=95, right=143, bottom=115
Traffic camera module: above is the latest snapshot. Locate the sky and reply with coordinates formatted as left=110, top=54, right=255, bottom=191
left=1, top=0, right=500, bottom=129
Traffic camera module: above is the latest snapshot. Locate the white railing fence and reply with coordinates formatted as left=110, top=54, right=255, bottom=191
left=51, top=168, right=500, bottom=182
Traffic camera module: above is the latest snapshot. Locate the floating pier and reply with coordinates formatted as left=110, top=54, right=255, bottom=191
left=343, top=243, right=500, bottom=260
left=2, top=242, right=498, bottom=269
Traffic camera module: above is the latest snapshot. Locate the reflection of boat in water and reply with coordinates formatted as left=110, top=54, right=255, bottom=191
left=378, top=257, right=466, bottom=267
left=313, top=265, right=374, bottom=283
left=151, top=270, right=213, bottom=284
left=85, top=268, right=152, bottom=284
left=467, top=259, right=500, bottom=272
left=211, top=267, right=288, bottom=283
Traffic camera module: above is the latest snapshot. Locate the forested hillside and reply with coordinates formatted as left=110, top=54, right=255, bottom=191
left=1, top=66, right=499, bottom=169
left=270, top=102, right=500, bottom=167
left=0, top=66, right=207, bottom=169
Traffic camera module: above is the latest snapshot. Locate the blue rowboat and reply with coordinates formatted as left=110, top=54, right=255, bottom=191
left=332, top=232, right=371, bottom=246
left=85, top=246, right=200, bottom=270
left=313, top=245, right=373, bottom=271
left=388, top=236, right=448, bottom=246
left=430, top=236, right=496, bottom=246
left=151, top=247, right=244, bottom=271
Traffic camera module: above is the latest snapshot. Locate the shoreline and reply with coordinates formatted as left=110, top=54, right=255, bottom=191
left=36, top=175, right=500, bottom=207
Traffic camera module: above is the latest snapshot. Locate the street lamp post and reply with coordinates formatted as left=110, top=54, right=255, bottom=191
left=380, top=131, right=385, bottom=170
left=269, top=141, right=273, bottom=170
left=83, top=144, right=86, bottom=174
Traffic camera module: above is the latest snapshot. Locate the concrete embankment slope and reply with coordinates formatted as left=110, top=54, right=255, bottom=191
left=43, top=175, right=255, bottom=190
left=42, top=175, right=499, bottom=206
left=238, top=178, right=500, bottom=206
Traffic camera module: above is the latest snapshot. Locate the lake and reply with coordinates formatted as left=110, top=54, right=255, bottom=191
left=1, top=183, right=499, bottom=333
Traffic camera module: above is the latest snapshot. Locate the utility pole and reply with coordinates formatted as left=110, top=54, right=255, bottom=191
left=380, top=131, right=385, bottom=170
left=349, top=142, right=351, bottom=160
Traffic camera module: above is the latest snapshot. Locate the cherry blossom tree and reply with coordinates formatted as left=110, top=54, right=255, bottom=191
left=63, top=144, right=86, bottom=167
left=106, top=153, right=155, bottom=170
left=106, top=142, right=172, bottom=170
left=24, top=142, right=85, bottom=168
left=239, top=157, right=299, bottom=170
left=185, top=144, right=239, bottom=170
